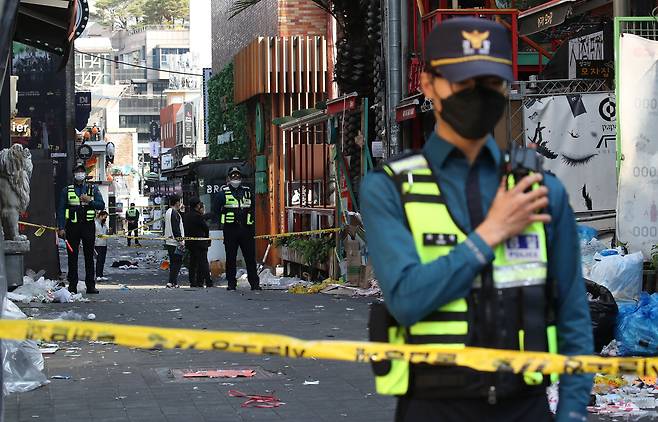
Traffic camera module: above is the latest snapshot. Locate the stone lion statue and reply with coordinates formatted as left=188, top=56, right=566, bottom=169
left=0, top=144, right=33, bottom=241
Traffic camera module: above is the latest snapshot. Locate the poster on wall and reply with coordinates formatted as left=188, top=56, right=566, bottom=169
left=522, top=92, right=617, bottom=213
left=617, top=34, right=658, bottom=258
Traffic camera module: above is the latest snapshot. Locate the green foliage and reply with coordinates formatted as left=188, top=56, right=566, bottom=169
left=93, top=0, right=145, bottom=29
left=94, top=0, right=188, bottom=29
left=142, top=0, right=189, bottom=25
left=651, top=245, right=658, bottom=271
left=207, top=64, right=249, bottom=161
left=275, top=235, right=335, bottom=267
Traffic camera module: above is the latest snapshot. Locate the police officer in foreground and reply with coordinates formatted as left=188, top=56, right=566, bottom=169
left=216, top=167, right=260, bottom=290
left=361, top=18, right=593, bottom=422
left=125, top=202, right=141, bottom=246
left=58, top=163, right=105, bottom=294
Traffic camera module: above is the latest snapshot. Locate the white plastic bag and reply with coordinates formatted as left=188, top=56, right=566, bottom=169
left=590, top=252, right=643, bottom=302
left=2, top=298, right=49, bottom=395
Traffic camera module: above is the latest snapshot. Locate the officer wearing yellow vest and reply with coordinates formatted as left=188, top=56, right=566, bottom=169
left=360, top=18, right=593, bottom=422
left=57, top=163, right=105, bottom=294
left=125, top=203, right=141, bottom=247
left=216, top=166, right=260, bottom=291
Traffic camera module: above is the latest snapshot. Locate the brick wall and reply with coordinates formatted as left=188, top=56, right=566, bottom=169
left=211, top=0, right=278, bottom=73
left=278, top=0, right=328, bottom=37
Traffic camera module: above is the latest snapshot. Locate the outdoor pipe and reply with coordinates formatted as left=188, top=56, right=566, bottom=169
left=387, top=0, right=402, bottom=157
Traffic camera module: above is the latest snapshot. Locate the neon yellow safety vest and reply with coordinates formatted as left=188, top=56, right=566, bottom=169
left=371, top=153, right=557, bottom=400
left=65, top=185, right=96, bottom=224
left=220, top=185, right=254, bottom=226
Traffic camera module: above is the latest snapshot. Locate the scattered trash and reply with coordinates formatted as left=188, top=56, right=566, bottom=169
left=259, top=269, right=307, bottom=290
left=228, top=390, right=284, bottom=408
left=37, top=343, right=58, bottom=355
left=52, top=288, right=72, bottom=303
left=183, top=370, right=256, bottom=379
left=590, top=251, right=643, bottom=302
left=303, top=380, right=320, bottom=385
left=115, top=396, right=127, bottom=400
left=118, top=284, right=129, bottom=290
left=601, top=340, right=620, bottom=357
left=2, top=298, right=50, bottom=395
left=50, top=375, right=71, bottom=380
left=320, top=281, right=382, bottom=297
left=590, top=374, right=658, bottom=418
left=167, top=308, right=181, bottom=312
left=6, top=274, right=88, bottom=304
left=50, top=310, right=84, bottom=321
left=87, top=313, right=96, bottom=320
left=112, top=260, right=138, bottom=268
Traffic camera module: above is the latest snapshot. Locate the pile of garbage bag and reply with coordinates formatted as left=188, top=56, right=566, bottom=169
left=2, top=298, right=49, bottom=395
left=586, top=279, right=618, bottom=353
left=615, top=293, right=658, bottom=356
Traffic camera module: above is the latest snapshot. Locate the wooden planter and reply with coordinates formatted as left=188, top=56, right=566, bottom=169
left=279, top=246, right=328, bottom=271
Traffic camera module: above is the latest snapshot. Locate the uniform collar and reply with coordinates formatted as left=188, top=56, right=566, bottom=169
left=422, top=131, right=501, bottom=169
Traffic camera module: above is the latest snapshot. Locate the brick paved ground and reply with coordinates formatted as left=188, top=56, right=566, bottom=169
left=3, top=238, right=614, bottom=421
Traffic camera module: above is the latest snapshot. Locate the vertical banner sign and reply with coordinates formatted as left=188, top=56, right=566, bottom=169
left=149, top=120, right=160, bottom=158
left=523, top=93, right=617, bottom=213
left=203, top=68, right=212, bottom=144
left=183, top=102, right=194, bottom=148
left=617, top=34, right=658, bottom=257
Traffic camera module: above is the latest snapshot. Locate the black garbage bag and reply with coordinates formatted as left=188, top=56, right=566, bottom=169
left=586, top=278, right=619, bottom=353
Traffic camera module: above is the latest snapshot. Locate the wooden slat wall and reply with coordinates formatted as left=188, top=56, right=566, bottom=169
left=234, top=36, right=327, bottom=104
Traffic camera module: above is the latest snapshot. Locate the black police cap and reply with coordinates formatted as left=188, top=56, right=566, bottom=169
left=424, top=17, right=513, bottom=83
left=228, top=166, right=242, bottom=177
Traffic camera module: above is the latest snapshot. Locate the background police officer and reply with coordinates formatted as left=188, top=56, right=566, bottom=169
left=125, top=202, right=140, bottom=246
left=216, top=167, right=260, bottom=291
left=361, top=18, right=593, bottom=422
left=58, top=163, right=105, bottom=294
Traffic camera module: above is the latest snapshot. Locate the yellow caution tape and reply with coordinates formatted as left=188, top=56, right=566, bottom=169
left=254, top=227, right=341, bottom=240
left=19, top=221, right=59, bottom=232
left=19, top=220, right=339, bottom=242
left=0, top=319, right=655, bottom=376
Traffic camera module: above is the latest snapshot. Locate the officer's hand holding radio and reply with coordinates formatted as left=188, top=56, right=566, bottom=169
left=475, top=173, right=551, bottom=248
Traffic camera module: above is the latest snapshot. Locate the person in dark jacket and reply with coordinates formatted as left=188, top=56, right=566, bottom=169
left=184, top=197, right=212, bottom=288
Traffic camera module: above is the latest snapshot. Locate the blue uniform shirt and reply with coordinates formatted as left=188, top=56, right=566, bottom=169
left=361, top=133, right=593, bottom=422
left=57, top=183, right=105, bottom=229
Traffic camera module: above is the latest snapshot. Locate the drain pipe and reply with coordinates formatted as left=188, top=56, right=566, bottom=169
left=386, top=0, right=402, bottom=158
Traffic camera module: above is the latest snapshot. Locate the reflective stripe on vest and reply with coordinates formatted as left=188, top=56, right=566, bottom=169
left=221, top=186, right=253, bottom=225
left=65, top=185, right=95, bottom=223
left=127, top=209, right=138, bottom=218
left=374, top=154, right=553, bottom=396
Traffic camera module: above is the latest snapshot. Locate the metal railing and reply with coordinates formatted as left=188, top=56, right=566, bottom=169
left=507, top=78, right=611, bottom=145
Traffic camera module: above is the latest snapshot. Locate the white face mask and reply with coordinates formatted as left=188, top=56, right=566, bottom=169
left=229, top=180, right=241, bottom=188
left=74, top=172, right=86, bottom=182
